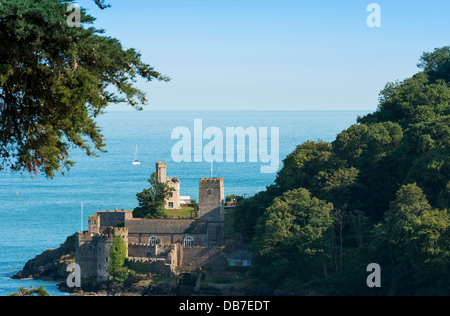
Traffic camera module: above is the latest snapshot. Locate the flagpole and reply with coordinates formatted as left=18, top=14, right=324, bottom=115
left=81, top=202, right=83, bottom=232
left=211, top=162, right=213, bottom=178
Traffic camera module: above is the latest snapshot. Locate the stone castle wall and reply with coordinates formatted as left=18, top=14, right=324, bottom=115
left=76, top=227, right=128, bottom=282
left=98, top=209, right=133, bottom=227
left=127, top=233, right=208, bottom=247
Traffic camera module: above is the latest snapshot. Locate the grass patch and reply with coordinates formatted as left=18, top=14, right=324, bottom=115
left=165, top=206, right=197, bottom=219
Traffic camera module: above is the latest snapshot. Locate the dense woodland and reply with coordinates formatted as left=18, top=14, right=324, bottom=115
left=233, top=47, right=450, bottom=296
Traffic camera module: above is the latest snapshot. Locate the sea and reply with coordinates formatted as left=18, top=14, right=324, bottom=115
left=0, top=110, right=369, bottom=296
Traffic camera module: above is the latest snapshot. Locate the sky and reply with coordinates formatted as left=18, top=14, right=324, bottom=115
left=77, top=0, right=450, bottom=111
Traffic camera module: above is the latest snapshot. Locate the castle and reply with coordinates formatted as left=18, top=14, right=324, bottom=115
left=75, top=162, right=227, bottom=283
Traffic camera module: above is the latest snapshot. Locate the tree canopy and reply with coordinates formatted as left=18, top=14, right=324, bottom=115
left=0, top=0, right=169, bottom=178
left=8, top=285, right=50, bottom=296
left=109, top=235, right=128, bottom=282
left=233, top=46, right=450, bottom=295
left=133, top=172, right=175, bottom=219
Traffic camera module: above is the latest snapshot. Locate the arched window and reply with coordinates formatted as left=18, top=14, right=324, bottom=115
left=149, top=236, right=159, bottom=246
left=184, top=236, right=193, bottom=248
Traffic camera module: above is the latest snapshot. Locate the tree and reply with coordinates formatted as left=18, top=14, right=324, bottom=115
left=252, top=188, right=334, bottom=289
left=384, top=183, right=432, bottom=247
left=383, top=184, right=449, bottom=295
left=232, top=185, right=279, bottom=242
left=332, top=122, right=403, bottom=220
left=357, top=73, right=450, bottom=128
left=405, top=207, right=450, bottom=295
left=418, top=46, right=450, bottom=83
left=94, top=0, right=111, bottom=10
left=275, top=140, right=334, bottom=193
left=109, top=236, right=128, bottom=282
left=8, top=286, right=50, bottom=296
left=0, top=0, right=169, bottom=178
left=133, top=172, right=175, bottom=219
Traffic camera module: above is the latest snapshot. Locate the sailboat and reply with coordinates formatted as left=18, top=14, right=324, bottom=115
left=133, top=145, right=141, bottom=165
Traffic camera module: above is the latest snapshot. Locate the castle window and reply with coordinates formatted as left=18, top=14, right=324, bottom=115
left=149, top=236, right=158, bottom=246
left=168, top=202, right=174, bottom=208
left=184, top=236, right=193, bottom=248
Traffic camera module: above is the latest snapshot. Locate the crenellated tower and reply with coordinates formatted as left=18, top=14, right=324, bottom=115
left=199, top=178, right=225, bottom=246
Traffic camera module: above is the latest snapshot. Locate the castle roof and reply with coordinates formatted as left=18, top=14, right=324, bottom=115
left=125, top=219, right=208, bottom=235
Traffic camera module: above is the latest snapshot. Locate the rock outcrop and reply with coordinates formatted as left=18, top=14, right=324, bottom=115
left=12, top=234, right=76, bottom=281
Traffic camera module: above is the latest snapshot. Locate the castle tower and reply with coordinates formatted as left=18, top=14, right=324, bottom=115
left=156, top=162, right=181, bottom=209
left=88, top=215, right=100, bottom=234
left=156, top=162, right=167, bottom=183
left=199, top=178, right=224, bottom=246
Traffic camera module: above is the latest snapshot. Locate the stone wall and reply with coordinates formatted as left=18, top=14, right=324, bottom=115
left=127, top=233, right=209, bottom=247
left=127, top=257, right=174, bottom=278
left=199, top=178, right=224, bottom=223
left=98, top=209, right=133, bottom=228
left=76, top=232, right=99, bottom=281
left=166, top=178, right=181, bottom=209
left=128, top=244, right=173, bottom=259
left=76, top=227, right=129, bottom=283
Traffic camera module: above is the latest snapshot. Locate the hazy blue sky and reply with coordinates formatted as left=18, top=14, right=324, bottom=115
left=79, top=0, right=450, bottom=111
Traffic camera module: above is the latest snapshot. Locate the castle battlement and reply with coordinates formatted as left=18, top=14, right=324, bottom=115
left=78, top=227, right=128, bottom=241
left=200, top=177, right=223, bottom=183
left=199, top=178, right=223, bottom=189
left=130, top=243, right=153, bottom=247
left=127, top=257, right=166, bottom=264
left=97, top=209, right=133, bottom=215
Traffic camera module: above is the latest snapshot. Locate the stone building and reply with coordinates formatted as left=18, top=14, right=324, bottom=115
left=156, top=162, right=181, bottom=209
left=76, top=227, right=128, bottom=282
left=75, top=163, right=227, bottom=283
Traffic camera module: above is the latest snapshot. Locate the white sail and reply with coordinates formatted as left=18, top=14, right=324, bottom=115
left=133, top=145, right=141, bottom=165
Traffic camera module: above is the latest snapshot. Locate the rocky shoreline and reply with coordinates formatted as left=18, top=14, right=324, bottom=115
left=12, top=234, right=76, bottom=282
left=11, top=235, right=282, bottom=296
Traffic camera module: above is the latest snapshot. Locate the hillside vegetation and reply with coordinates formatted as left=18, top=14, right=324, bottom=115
left=233, top=47, right=450, bottom=296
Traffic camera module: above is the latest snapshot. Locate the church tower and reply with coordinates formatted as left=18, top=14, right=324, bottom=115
left=199, top=178, right=224, bottom=246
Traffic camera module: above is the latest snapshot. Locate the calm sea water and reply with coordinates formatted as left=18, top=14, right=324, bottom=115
left=0, top=110, right=368, bottom=296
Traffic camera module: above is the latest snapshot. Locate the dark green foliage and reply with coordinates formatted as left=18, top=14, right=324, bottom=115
left=0, top=0, right=169, bottom=178
left=232, top=185, right=279, bottom=243
left=125, top=259, right=148, bottom=275
left=232, top=47, right=450, bottom=295
left=251, top=188, right=334, bottom=289
left=8, top=286, right=50, bottom=296
left=275, top=140, right=334, bottom=193
left=109, top=236, right=128, bottom=282
left=418, top=46, right=450, bottom=83
left=359, top=73, right=450, bottom=128
left=93, top=0, right=111, bottom=10
left=383, top=184, right=450, bottom=295
left=133, top=172, right=175, bottom=219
